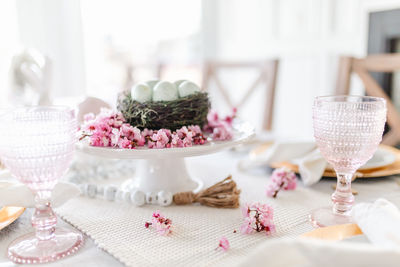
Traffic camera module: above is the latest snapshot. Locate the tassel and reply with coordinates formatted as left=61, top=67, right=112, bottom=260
left=173, top=175, right=240, bottom=208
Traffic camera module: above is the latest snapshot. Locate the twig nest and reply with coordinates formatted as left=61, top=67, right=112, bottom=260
left=145, top=79, right=160, bottom=90
left=153, top=81, right=178, bottom=101
left=178, top=81, right=200, bottom=98
left=117, top=79, right=210, bottom=130
left=131, top=83, right=152, bottom=103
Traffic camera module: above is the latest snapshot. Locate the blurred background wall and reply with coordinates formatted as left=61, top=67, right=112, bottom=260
left=1, top=0, right=400, bottom=139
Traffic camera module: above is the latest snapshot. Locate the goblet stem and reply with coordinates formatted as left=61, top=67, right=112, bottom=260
left=32, top=191, right=57, bottom=241
left=331, top=172, right=355, bottom=216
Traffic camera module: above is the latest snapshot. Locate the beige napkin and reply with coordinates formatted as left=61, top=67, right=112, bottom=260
left=239, top=237, right=400, bottom=267
left=352, top=198, right=400, bottom=248
left=0, top=180, right=81, bottom=208
left=239, top=142, right=327, bottom=186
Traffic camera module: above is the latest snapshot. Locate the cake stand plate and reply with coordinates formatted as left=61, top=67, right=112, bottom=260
left=77, top=121, right=254, bottom=195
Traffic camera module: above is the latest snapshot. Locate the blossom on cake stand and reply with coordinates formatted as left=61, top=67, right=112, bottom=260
left=80, top=108, right=234, bottom=149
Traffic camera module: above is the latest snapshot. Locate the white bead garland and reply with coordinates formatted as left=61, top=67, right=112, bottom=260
left=115, top=190, right=125, bottom=202
left=85, top=184, right=97, bottom=198
left=79, top=183, right=173, bottom=206
left=122, top=191, right=132, bottom=203
left=104, top=185, right=118, bottom=201
left=157, top=191, right=173, bottom=206
left=145, top=192, right=158, bottom=204
left=130, top=190, right=146, bottom=206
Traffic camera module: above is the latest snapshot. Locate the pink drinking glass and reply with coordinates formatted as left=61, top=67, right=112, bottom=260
left=311, top=96, right=386, bottom=227
left=0, top=106, right=83, bottom=264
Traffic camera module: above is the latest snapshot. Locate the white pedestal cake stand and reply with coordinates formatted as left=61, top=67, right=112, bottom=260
left=77, top=121, right=254, bottom=195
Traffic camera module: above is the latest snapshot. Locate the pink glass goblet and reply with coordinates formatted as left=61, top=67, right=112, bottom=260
left=0, top=106, right=83, bottom=264
left=311, top=96, right=386, bottom=227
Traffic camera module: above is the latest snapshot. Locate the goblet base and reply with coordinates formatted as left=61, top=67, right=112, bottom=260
left=309, top=207, right=353, bottom=228
left=7, top=227, right=84, bottom=264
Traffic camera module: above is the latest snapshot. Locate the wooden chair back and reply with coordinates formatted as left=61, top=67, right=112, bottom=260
left=336, top=54, right=400, bottom=145
left=202, top=60, right=279, bottom=131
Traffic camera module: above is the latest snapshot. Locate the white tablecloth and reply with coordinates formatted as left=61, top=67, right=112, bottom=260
left=1, top=151, right=400, bottom=266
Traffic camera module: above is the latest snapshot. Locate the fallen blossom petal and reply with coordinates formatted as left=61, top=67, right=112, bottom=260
left=218, top=237, right=230, bottom=252
left=240, top=202, right=275, bottom=236
left=146, top=211, right=172, bottom=236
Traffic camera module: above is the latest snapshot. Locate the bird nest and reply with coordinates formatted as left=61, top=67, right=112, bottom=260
left=117, top=91, right=211, bottom=130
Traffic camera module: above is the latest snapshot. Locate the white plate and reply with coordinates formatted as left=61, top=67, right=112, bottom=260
left=326, top=146, right=396, bottom=171
left=361, top=147, right=396, bottom=170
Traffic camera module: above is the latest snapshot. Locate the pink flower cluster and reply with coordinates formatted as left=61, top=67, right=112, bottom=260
left=217, top=237, right=230, bottom=252
left=203, top=108, right=236, bottom=141
left=80, top=109, right=211, bottom=149
left=81, top=109, right=142, bottom=148
left=145, top=211, right=172, bottom=236
left=240, top=202, right=275, bottom=236
left=266, top=168, right=297, bottom=198
left=143, top=125, right=206, bottom=149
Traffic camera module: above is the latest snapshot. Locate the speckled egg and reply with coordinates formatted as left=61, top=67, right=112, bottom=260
left=174, top=79, right=187, bottom=88
left=153, top=81, right=178, bottom=101
left=178, top=81, right=200, bottom=98
left=146, top=79, right=160, bottom=90
left=131, top=83, right=152, bottom=103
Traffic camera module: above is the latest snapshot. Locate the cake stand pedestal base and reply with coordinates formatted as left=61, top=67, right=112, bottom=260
left=121, top=158, right=203, bottom=194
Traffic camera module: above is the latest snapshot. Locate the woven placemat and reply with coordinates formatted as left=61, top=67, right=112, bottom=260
left=55, top=173, right=330, bottom=267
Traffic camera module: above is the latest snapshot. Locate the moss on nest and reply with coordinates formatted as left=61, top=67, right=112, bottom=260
left=117, top=91, right=211, bottom=130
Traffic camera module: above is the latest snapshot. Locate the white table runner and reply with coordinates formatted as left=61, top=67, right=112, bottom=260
left=55, top=152, right=400, bottom=266
left=55, top=152, right=321, bottom=266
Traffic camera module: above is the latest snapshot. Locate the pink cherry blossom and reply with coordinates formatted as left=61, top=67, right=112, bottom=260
left=90, top=133, right=105, bottom=147
left=118, top=137, right=133, bottom=149
left=141, top=128, right=154, bottom=138
left=217, top=237, right=230, bottom=252
left=266, top=168, right=297, bottom=198
left=240, top=202, right=275, bottom=236
left=80, top=108, right=235, bottom=149
left=145, top=211, right=172, bottom=236
left=240, top=217, right=256, bottom=234
left=211, top=122, right=233, bottom=141
left=170, top=134, right=183, bottom=148
left=149, top=130, right=170, bottom=148
left=83, top=113, right=95, bottom=122
left=110, top=128, right=121, bottom=147
left=188, top=125, right=202, bottom=135
left=203, top=109, right=235, bottom=141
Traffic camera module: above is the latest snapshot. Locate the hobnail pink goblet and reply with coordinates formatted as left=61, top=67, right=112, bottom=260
left=311, top=96, right=386, bottom=227
left=0, top=106, right=83, bottom=264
